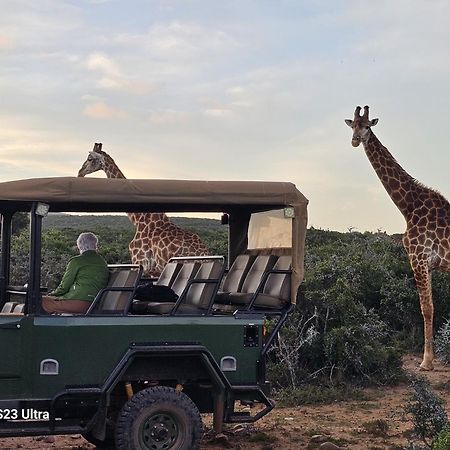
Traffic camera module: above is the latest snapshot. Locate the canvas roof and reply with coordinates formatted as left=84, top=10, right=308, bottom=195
left=0, top=177, right=308, bottom=213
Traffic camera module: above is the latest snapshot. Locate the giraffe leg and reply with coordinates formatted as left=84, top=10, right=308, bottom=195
left=411, top=262, right=434, bottom=371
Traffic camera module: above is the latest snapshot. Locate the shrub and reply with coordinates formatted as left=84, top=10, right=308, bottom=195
left=433, top=424, right=450, bottom=450
left=362, top=419, right=389, bottom=437
left=435, top=320, right=450, bottom=365
left=405, top=376, right=448, bottom=446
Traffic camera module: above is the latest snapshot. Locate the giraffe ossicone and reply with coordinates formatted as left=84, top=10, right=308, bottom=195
left=78, top=143, right=209, bottom=276
left=345, top=106, right=450, bottom=371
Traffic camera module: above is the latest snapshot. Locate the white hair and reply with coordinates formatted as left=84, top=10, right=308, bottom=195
left=76, top=232, right=98, bottom=253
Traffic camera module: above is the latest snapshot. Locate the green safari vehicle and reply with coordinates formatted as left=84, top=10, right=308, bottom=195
left=0, top=177, right=308, bottom=450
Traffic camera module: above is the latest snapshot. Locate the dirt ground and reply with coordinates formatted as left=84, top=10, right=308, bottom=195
left=0, top=355, right=448, bottom=450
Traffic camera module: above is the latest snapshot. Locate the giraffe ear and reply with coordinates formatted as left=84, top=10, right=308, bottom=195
left=344, top=119, right=353, bottom=127
left=370, top=118, right=379, bottom=127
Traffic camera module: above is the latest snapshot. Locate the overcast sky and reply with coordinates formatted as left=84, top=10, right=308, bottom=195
left=1, top=0, right=449, bottom=233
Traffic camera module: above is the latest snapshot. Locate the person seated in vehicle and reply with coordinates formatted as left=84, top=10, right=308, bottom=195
left=42, top=232, right=109, bottom=314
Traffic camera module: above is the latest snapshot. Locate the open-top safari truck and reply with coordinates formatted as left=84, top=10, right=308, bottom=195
left=0, top=177, right=308, bottom=450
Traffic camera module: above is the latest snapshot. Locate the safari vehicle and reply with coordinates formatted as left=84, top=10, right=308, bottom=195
left=0, top=177, right=308, bottom=450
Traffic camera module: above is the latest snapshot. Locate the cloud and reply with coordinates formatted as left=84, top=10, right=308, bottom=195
left=114, top=21, right=240, bottom=60
left=83, top=101, right=127, bottom=119
left=85, top=52, right=154, bottom=94
left=148, top=110, right=190, bottom=125
left=203, top=108, right=234, bottom=118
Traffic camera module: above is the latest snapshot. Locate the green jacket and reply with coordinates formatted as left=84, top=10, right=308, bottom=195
left=51, top=250, right=109, bottom=301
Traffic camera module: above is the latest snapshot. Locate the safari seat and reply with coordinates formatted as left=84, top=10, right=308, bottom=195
left=215, top=254, right=255, bottom=304
left=216, top=255, right=291, bottom=311
left=216, top=255, right=276, bottom=306
left=144, top=259, right=223, bottom=315
left=12, top=303, right=25, bottom=313
left=155, top=261, right=182, bottom=288
left=1, top=302, right=18, bottom=313
left=87, top=265, right=142, bottom=315
left=176, top=260, right=224, bottom=314
left=230, top=255, right=291, bottom=309
left=141, top=261, right=200, bottom=314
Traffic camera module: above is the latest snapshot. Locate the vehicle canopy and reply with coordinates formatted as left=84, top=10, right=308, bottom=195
left=0, top=177, right=308, bottom=305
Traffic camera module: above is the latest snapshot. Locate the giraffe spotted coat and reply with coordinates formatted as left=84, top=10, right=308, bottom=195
left=345, top=106, right=450, bottom=371
left=78, top=143, right=209, bottom=276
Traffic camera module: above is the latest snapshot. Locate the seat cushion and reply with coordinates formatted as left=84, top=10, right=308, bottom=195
left=145, top=302, right=176, bottom=314
left=142, top=301, right=205, bottom=315
left=226, top=292, right=253, bottom=305
left=253, top=293, right=288, bottom=309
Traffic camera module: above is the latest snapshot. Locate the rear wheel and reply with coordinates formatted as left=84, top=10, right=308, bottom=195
left=115, top=386, right=202, bottom=450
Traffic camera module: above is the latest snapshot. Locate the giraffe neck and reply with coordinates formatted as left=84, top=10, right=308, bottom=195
left=102, top=156, right=126, bottom=179
left=363, top=132, right=426, bottom=219
left=100, top=155, right=170, bottom=227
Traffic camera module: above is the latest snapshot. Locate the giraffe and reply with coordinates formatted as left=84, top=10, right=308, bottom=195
left=345, top=106, right=450, bottom=370
left=78, top=143, right=209, bottom=276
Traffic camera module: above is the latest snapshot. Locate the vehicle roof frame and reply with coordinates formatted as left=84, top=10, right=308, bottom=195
left=0, top=177, right=308, bottom=310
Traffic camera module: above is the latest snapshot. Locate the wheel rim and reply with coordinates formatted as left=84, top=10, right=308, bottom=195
left=139, top=412, right=179, bottom=449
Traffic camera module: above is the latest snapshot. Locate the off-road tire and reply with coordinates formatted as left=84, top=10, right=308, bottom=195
left=115, top=386, right=202, bottom=450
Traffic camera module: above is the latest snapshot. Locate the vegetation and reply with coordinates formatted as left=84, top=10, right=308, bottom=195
left=433, top=424, right=450, bottom=450
left=435, top=320, right=450, bottom=365
left=405, top=376, right=448, bottom=447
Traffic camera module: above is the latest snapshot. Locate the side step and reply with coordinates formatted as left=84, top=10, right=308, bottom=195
left=225, top=386, right=275, bottom=423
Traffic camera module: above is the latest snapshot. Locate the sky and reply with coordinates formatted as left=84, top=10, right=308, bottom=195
left=1, top=0, right=449, bottom=234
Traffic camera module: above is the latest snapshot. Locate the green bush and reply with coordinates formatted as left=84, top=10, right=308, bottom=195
left=405, top=377, right=448, bottom=447
left=433, top=424, right=450, bottom=450
left=435, top=320, right=450, bottom=365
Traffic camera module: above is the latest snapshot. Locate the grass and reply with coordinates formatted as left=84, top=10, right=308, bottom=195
left=248, top=432, right=278, bottom=443
left=362, top=419, right=390, bottom=437
left=275, top=385, right=372, bottom=406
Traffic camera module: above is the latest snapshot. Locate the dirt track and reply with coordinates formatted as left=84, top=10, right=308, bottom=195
left=0, top=355, right=447, bottom=449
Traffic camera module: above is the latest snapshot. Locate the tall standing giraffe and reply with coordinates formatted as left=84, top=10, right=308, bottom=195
left=78, top=143, right=209, bottom=276
left=345, top=106, right=450, bottom=370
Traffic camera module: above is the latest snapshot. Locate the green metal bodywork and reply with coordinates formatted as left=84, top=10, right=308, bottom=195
left=0, top=314, right=262, bottom=400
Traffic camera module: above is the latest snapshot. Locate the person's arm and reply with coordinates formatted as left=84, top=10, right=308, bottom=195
left=50, top=258, right=78, bottom=297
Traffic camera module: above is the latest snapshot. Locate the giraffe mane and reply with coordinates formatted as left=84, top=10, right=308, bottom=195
left=411, top=176, right=448, bottom=202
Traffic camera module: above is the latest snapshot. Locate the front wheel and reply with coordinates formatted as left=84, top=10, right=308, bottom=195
left=115, top=386, right=202, bottom=450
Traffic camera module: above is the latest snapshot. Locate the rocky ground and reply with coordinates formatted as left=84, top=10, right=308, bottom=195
left=0, top=355, right=448, bottom=449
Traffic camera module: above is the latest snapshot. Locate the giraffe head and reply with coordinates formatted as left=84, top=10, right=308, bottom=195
left=78, top=143, right=106, bottom=177
left=345, top=105, right=379, bottom=147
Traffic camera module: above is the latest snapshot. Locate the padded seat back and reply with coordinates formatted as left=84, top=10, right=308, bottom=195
left=240, top=255, right=277, bottom=294
left=262, top=255, right=291, bottom=301
left=91, top=265, right=141, bottom=313
left=171, top=262, right=200, bottom=297
left=155, top=262, right=181, bottom=288
left=222, top=254, right=255, bottom=293
left=185, top=260, right=223, bottom=309
left=1, top=302, right=17, bottom=313
left=12, top=303, right=24, bottom=313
